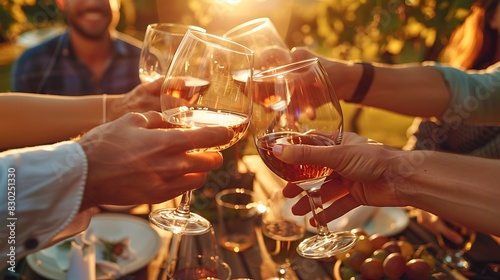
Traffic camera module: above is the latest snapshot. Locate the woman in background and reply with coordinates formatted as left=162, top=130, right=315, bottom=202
left=406, top=0, right=500, bottom=244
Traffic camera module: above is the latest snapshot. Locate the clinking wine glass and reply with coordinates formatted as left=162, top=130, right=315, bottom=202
left=138, top=23, right=206, bottom=83
left=166, top=225, right=232, bottom=280
left=261, top=188, right=306, bottom=280
left=251, top=58, right=358, bottom=259
left=437, top=221, right=476, bottom=271
left=148, top=30, right=254, bottom=235
left=223, top=17, right=292, bottom=73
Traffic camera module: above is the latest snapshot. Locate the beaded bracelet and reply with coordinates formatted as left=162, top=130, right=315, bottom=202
left=346, top=62, right=374, bottom=103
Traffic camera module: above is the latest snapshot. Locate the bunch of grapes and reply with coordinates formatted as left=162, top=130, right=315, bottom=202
left=336, top=229, right=450, bottom=280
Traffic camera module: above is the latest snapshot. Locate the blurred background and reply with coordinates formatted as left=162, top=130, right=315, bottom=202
left=0, top=0, right=475, bottom=148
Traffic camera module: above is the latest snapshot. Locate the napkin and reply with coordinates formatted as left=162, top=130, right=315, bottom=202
left=65, top=230, right=123, bottom=280
left=66, top=231, right=96, bottom=280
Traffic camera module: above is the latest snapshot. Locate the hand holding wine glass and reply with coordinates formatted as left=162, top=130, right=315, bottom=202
left=251, top=58, right=358, bottom=259
left=149, top=30, right=254, bottom=235
left=139, top=23, right=205, bottom=83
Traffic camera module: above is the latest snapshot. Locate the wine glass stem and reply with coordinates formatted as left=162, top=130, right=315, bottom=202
left=305, top=187, right=330, bottom=237
left=174, top=190, right=193, bottom=218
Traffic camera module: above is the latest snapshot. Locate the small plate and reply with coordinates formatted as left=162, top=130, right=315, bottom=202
left=303, top=207, right=409, bottom=237
left=363, top=207, right=409, bottom=236
left=27, top=213, right=161, bottom=279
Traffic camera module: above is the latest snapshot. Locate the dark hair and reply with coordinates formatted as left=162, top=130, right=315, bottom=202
left=441, top=0, right=500, bottom=69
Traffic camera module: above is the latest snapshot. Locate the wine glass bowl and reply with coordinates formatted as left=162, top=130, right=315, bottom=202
left=149, top=29, right=254, bottom=235
left=251, top=58, right=357, bottom=259
left=223, top=17, right=292, bottom=72
left=261, top=188, right=306, bottom=279
left=166, top=226, right=232, bottom=280
left=138, top=23, right=205, bottom=83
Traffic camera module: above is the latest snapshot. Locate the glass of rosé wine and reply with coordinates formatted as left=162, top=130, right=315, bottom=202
left=148, top=30, right=254, bottom=235
left=251, top=58, right=358, bottom=259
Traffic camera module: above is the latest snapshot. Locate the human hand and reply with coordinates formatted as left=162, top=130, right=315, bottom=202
left=414, top=209, right=464, bottom=244
left=107, top=79, right=162, bottom=121
left=77, top=111, right=233, bottom=210
left=272, top=132, right=405, bottom=225
left=290, top=47, right=360, bottom=101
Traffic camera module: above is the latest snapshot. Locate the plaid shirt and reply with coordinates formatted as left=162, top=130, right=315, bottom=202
left=11, top=30, right=141, bottom=96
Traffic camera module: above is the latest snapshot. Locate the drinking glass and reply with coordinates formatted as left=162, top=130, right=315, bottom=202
left=149, top=30, right=254, bottom=235
left=223, top=17, right=292, bottom=73
left=251, top=58, right=358, bottom=259
left=138, top=23, right=205, bottom=83
left=166, top=225, right=232, bottom=280
left=437, top=221, right=476, bottom=271
left=261, top=188, right=306, bottom=280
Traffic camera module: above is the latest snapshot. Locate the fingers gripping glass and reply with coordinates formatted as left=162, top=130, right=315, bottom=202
left=251, top=58, right=358, bottom=259
left=149, top=30, right=254, bottom=235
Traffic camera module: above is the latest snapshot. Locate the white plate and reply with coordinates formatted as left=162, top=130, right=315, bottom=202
left=303, top=206, right=409, bottom=237
left=27, top=213, right=161, bottom=279
left=363, top=207, right=410, bottom=236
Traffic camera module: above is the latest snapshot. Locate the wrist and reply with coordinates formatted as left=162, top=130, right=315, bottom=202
left=325, top=60, right=363, bottom=101
left=106, top=94, right=128, bottom=121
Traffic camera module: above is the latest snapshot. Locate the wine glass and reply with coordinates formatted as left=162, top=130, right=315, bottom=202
left=437, top=221, right=476, bottom=271
left=261, top=188, right=306, bottom=280
left=148, top=30, right=254, bottom=235
left=250, top=57, right=358, bottom=259
left=223, top=17, right=292, bottom=73
left=165, top=225, right=232, bottom=280
left=138, top=23, right=206, bottom=83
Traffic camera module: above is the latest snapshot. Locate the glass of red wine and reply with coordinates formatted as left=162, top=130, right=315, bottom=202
left=148, top=30, right=254, bottom=235
left=251, top=58, right=358, bottom=259
left=437, top=221, right=476, bottom=271
left=166, top=225, right=232, bottom=280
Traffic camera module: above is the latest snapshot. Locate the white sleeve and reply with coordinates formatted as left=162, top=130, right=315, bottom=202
left=0, top=141, right=87, bottom=266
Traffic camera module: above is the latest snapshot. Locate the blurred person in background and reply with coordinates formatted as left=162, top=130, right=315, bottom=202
left=405, top=0, right=500, bottom=245
left=10, top=0, right=141, bottom=95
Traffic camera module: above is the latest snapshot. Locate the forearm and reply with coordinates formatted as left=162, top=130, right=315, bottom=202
left=323, top=60, right=451, bottom=117
left=363, top=64, right=450, bottom=117
left=0, top=93, right=125, bottom=150
left=394, top=150, right=500, bottom=236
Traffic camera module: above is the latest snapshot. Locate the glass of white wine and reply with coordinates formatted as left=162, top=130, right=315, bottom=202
left=251, top=58, right=358, bottom=259
left=148, top=30, right=254, bottom=235
left=223, top=17, right=292, bottom=75
left=138, top=23, right=205, bottom=83
left=261, top=188, right=306, bottom=280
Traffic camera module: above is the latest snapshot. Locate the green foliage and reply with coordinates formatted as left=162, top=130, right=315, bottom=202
left=0, top=0, right=63, bottom=42
left=289, top=0, right=474, bottom=63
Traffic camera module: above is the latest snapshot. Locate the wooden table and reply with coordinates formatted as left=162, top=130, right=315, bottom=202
left=15, top=155, right=500, bottom=280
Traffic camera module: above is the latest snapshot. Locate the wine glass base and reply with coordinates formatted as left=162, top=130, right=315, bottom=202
left=149, top=208, right=211, bottom=235
left=296, top=230, right=358, bottom=259
left=443, top=253, right=472, bottom=271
